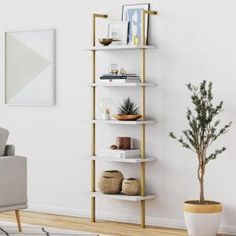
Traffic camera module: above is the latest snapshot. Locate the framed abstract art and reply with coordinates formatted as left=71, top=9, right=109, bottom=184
left=5, top=28, right=55, bottom=106
left=122, top=3, right=150, bottom=44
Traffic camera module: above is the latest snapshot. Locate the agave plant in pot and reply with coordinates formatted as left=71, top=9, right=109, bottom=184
left=169, top=81, right=231, bottom=236
left=113, top=97, right=142, bottom=121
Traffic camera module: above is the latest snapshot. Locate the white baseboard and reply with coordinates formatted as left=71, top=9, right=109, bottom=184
left=27, top=204, right=236, bottom=235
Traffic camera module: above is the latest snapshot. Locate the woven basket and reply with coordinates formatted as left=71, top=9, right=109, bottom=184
left=122, top=178, right=140, bottom=195
left=98, top=170, right=124, bottom=194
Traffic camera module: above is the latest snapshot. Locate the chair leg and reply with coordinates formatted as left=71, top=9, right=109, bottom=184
left=15, top=210, right=22, bottom=232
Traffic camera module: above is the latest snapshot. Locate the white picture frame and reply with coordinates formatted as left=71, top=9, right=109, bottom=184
left=4, top=28, right=55, bottom=106
left=107, top=21, right=129, bottom=45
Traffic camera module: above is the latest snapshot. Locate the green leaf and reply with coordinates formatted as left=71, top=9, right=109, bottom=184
left=118, top=97, right=139, bottom=115
left=205, top=147, right=227, bottom=164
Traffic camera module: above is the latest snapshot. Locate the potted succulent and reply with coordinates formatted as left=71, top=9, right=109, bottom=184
left=113, top=97, right=142, bottom=121
left=169, top=81, right=231, bottom=236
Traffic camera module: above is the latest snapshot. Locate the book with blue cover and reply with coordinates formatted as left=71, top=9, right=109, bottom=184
left=100, top=74, right=140, bottom=80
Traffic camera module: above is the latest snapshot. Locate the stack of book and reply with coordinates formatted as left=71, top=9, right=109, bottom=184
left=100, top=74, right=141, bottom=84
left=97, top=149, right=141, bottom=159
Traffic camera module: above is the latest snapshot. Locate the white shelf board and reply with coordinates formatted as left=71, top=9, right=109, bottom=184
left=87, top=156, right=156, bottom=163
left=92, top=119, right=156, bottom=125
left=90, top=192, right=156, bottom=201
left=91, top=82, right=157, bottom=87
left=88, top=45, right=156, bottom=51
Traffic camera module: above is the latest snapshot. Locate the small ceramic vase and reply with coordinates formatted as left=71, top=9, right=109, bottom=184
left=102, top=108, right=111, bottom=120
left=132, top=36, right=140, bottom=46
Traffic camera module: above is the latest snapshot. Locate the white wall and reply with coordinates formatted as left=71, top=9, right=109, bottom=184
left=0, top=0, right=236, bottom=234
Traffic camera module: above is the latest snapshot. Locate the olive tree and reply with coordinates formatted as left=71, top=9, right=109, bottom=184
left=169, top=81, right=231, bottom=204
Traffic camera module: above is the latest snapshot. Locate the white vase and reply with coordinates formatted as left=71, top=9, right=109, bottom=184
left=184, top=201, right=222, bottom=236
left=102, top=113, right=110, bottom=120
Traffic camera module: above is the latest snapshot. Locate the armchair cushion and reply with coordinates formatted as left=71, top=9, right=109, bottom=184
left=0, top=156, right=27, bottom=208
left=0, top=128, right=9, bottom=156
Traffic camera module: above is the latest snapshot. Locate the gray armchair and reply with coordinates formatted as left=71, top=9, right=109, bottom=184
left=0, top=128, right=27, bottom=232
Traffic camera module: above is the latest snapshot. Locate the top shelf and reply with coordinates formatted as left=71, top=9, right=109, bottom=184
left=88, top=45, right=156, bottom=51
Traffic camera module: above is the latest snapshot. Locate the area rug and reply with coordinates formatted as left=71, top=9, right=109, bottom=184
left=0, top=221, right=99, bottom=236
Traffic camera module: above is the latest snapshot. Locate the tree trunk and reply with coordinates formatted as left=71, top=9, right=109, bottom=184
left=198, top=152, right=205, bottom=204
left=200, top=177, right=204, bottom=204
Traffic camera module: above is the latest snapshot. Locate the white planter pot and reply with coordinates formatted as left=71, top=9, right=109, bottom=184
left=184, top=200, right=222, bottom=236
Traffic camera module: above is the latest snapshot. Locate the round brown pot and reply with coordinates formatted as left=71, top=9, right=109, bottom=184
left=122, top=178, right=140, bottom=195
left=98, top=170, right=124, bottom=194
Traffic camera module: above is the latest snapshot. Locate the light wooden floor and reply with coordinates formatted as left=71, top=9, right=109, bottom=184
left=0, top=211, right=228, bottom=236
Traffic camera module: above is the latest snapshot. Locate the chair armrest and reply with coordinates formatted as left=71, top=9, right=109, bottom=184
left=0, top=156, right=27, bottom=207
left=4, top=145, right=15, bottom=156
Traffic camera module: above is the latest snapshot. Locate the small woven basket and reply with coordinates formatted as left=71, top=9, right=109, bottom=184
left=122, top=178, right=140, bottom=195
left=98, top=170, right=124, bottom=194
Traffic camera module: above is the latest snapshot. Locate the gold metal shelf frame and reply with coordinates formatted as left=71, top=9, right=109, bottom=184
left=90, top=10, right=157, bottom=228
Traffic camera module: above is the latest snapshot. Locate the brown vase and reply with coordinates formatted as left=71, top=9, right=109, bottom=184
left=116, top=137, right=131, bottom=149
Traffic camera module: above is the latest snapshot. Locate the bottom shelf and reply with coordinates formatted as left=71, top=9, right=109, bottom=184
left=90, top=192, right=156, bottom=202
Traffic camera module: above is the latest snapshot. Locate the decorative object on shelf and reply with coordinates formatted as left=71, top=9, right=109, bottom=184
left=109, top=144, right=118, bottom=150
left=118, top=97, right=139, bottom=114
left=122, top=3, right=150, bottom=44
left=112, top=114, right=142, bottom=121
left=119, top=67, right=127, bottom=74
left=113, top=97, right=141, bottom=121
left=98, top=38, right=113, bottom=46
left=98, top=170, right=124, bottom=194
left=122, top=178, right=140, bottom=195
left=116, top=137, right=131, bottom=149
left=108, top=63, right=119, bottom=74
left=100, top=73, right=140, bottom=84
left=107, top=21, right=129, bottom=45
left=5, top=28, right=55, bottom=106
left=102, top=108, right=110, bottom=120
left=98, top=149, right=140, bottom=159
left=98, top=97, right=114, bottom=120
left=132, top=36, right=140, bottom=46
left=169, top=81, right=232, bottom=236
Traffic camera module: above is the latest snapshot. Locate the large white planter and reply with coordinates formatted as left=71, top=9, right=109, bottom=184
left=184, top=201, right=222, bottom=236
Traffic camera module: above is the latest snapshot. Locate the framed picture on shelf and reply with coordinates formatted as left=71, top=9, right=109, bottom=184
left=122, top=3, right=150, bottom=45
left=107, top=21, right=129, bottom=45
